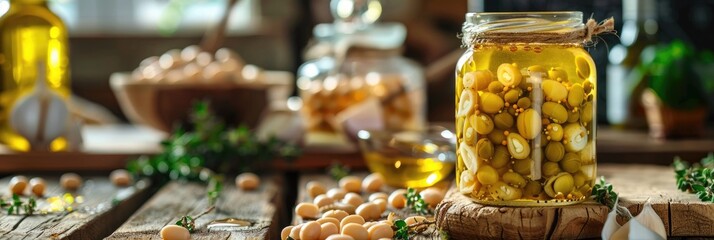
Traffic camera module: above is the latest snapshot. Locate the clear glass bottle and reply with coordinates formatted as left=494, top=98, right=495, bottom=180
left=456, top=12, right=597, bottom=206
left=607, top=0, right=658, bottom=127
left=0, top=0, right=71, bottom=151
left=297, top=0, right=425, bottom=141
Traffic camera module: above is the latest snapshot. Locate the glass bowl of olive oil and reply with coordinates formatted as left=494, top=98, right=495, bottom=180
left=357, top=126, right=456, bottom=188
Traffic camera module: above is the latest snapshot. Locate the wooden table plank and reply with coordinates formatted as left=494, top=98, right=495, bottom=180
left=0, top=175, right=152, bottom=239
left=435, top=164, right=714, bottom=239
left=108, top=175, right=282, bottom=239
left=294, top=173, right=451, bottom=240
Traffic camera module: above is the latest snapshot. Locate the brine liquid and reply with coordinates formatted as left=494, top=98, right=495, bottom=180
left=455, top=44, right=597, bottom=206
left=0, top=1, right=71, bottom=151
left=364, top=151, right=454, bottom=188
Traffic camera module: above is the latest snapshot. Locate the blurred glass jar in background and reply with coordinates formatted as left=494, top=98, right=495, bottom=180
left=297, top=0, right=426, bottom=143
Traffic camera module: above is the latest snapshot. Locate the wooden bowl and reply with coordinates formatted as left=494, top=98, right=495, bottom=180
left=110, top=72, right=293, bottom=133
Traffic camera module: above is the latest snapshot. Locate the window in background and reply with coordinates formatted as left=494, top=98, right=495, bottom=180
left=43, top=0, right=260, bottom=36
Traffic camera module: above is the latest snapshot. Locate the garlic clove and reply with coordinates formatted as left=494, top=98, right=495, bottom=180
left=628, top=217, right=665, bottom=240
left=601, top=205, right=621, bottom=240
left=630, top=201, right=666, bottom=240
left=610, top=220, right=631, bottom=240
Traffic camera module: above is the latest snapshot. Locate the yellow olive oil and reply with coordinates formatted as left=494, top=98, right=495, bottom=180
left=0, top=0, right=70, bottom=151
left=364, top=151, right=454, bottom=188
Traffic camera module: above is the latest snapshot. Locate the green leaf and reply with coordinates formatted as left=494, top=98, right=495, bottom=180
left=395, top=219, right=407, bottom=228
left=693, top=184, right=706, bottom=192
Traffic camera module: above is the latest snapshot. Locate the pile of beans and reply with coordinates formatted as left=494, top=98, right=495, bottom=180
left=284, top=173, right=445, bottom=240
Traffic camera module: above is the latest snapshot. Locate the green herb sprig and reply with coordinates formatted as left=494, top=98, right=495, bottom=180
left=405, top=188, right=431, bottom=215
left=126, top=100, right=300, bottom=201
left=175, top=206, right=215, bottom=233
left=1, top=194, right=36, bottom=215
left=591, top=176, right=618, bottom=209
left=328, top=162, right=350, bottom=181
left=674, top=153, right=714, bottom=202
left=393, top=217, right=438, bottom=240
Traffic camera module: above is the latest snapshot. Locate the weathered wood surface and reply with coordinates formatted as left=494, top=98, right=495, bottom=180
left=294, top=173, right=452, bottom=240
left=0, top=176, right=152, bottom=239
left=435, top=164, right=714, bottom=239
left=107, top=175, right=282, bottom=239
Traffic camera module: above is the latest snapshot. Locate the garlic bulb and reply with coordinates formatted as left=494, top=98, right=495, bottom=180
left=9, top=63, right=69, bottom=151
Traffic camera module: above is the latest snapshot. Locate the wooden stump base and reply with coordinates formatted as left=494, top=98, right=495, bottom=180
left=435, top=189, right=607, bottom=239
left=435, top=164, right=714, bottom=239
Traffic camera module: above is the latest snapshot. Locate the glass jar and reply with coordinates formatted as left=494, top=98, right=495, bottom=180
left=455, top=12, right=597, bottom=206
left=298, top=47, right=425, bottom=135
left=297, top=0, right=425, bottom=142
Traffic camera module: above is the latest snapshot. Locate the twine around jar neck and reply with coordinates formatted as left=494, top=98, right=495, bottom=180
left=462, top=17, right=615, bottom=46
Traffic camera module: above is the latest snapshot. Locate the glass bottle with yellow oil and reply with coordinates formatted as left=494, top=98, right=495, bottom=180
left=0, top=0, right=70, bottom=151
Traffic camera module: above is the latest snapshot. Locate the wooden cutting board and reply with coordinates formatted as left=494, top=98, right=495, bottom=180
left=435, top=164, right=714, bottom=239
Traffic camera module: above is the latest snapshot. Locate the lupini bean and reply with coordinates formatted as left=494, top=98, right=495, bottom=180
left=547, top=67, right=568, bottom=82
left=476, top=138, right=494, bottom=159
left=29, top=177, right=45, bottom=196
left=339, top=176, right=362, bottom=193
left=9, top=176, right=28, bottom=195
left=368, top=192, right=388, bottom=202
left=476, top=165, right=498, bottom=185
left=236, top=172, right=260, bottom=190
left=356, top=202, right=381, bottom=221
left=326, top=234, right=356, bottom=240
left=542, top=102, right=568, bottom=123
left=320, top=222, right=339, bottom=240
left=110, top=169, right=133, bottom=187
left=516, top=109, right=541, bottom=139
left=493, top=112, right=514, bottom=130
left=473, top=113, right=495, bottom=135
left=491, top=145, right=510, bottom=168
left=368, top=223, right=393, bottom=240
left=327, top=188, right=347, bottom=200
left=341, top=223, right=368, bottom=240
left=314, top=194, right=335, bottom=207
left=488, top=81, right=505, bottom=93
left=479, top=92, right=504, bottom=114
left=419, top=188, right=445, bottom=208
left=323, top=210, right=349, bottom=221
left=388, top=189, right=407, bottom=209
left=512, top=158, right=532, bottom=175
left=160, top=225, right=190, bottom=240
left=307, top=181, right=327, bottom=198
left=545, top=141, right=565, bottom=162
left=60, top=173, right=82, bottom=191
left=342, top=192, right=364, bottom=207
left=282, top=226, right=294, bottom=240
left=362, top=173, right=384, bottom=192
left=373, top=198, right=387, bottom=213
left=340, top=215, right=366, bottom=229
left=502, top=172, right=527, bottom=188
left=300, top=221, right=321, bottom=240
left=295, top=202, right=320, bottom=219
left=473, top=70, right=494, bottom=91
